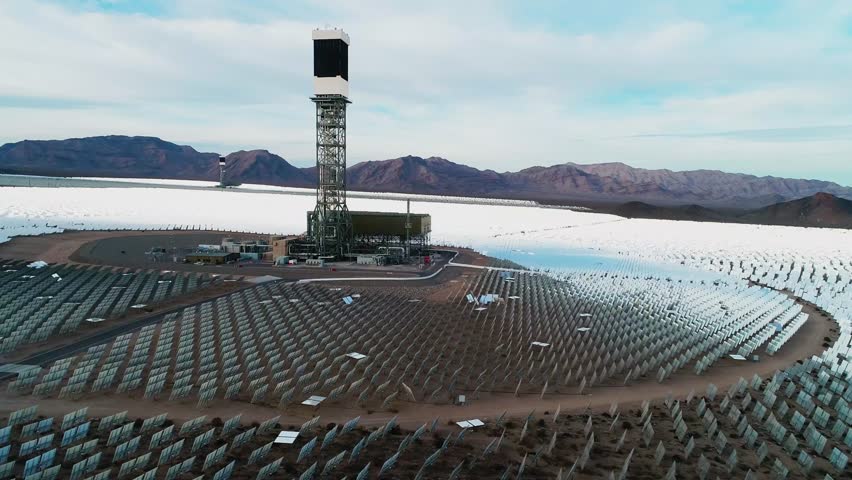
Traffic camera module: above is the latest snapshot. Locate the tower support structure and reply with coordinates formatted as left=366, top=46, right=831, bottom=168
left=310, top=94, right=352, bottom=257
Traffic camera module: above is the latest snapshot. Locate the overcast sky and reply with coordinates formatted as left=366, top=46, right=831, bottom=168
left=2, top=0, right=851, bottom=185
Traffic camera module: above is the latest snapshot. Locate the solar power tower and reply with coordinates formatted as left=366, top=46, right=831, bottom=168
left=310, top=28, right=352, bottom=258
left=218, top=156, right=227, bottom=187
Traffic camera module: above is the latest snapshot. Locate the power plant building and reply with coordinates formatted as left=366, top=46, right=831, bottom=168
left=185, top=252, right=239, bottom=265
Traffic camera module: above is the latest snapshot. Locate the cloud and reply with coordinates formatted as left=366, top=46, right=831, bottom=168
left=1, top=0, right=851, bottom=185
left=632, top=125, right=852, bottom=142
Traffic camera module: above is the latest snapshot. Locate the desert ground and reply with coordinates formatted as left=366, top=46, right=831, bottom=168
left=0, top=226, right=848, bottom=479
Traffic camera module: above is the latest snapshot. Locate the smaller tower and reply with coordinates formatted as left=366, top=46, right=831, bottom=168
left=405, top=199, right=412, bottom=259
left=218, top=156, right=227, bottom=187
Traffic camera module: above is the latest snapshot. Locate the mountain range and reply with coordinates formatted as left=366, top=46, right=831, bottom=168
left=609, top=193, right=852, bottom=228
left=1, top=135, right=851, bottom=227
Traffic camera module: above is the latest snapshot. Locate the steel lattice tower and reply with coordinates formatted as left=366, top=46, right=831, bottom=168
left=311, top=95, right=351, bottom=257
left=310, top=28, right=352, bottom=258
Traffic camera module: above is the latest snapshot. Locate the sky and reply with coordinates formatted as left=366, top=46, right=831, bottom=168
left=1, top=1, right=851, bottom=185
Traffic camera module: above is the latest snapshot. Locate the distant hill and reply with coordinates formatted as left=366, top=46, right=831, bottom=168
left=223, top=149, right=313, bottom=188
left=2, top=136, right=851, bottom=211
left=557, top=162, right=819, bottom=209
left=605, top=193, right=852, bottom=229
left=0, top=136, right=315, bottom=187
left=343, top=156, right=852, bottom=209
left=346, top=155, right=508, bottom=196
left=611, top=201, right=730, bottom=222
left=740, top=192, right=852, bottom=228
left=0, top=136, right=219, bottom=180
